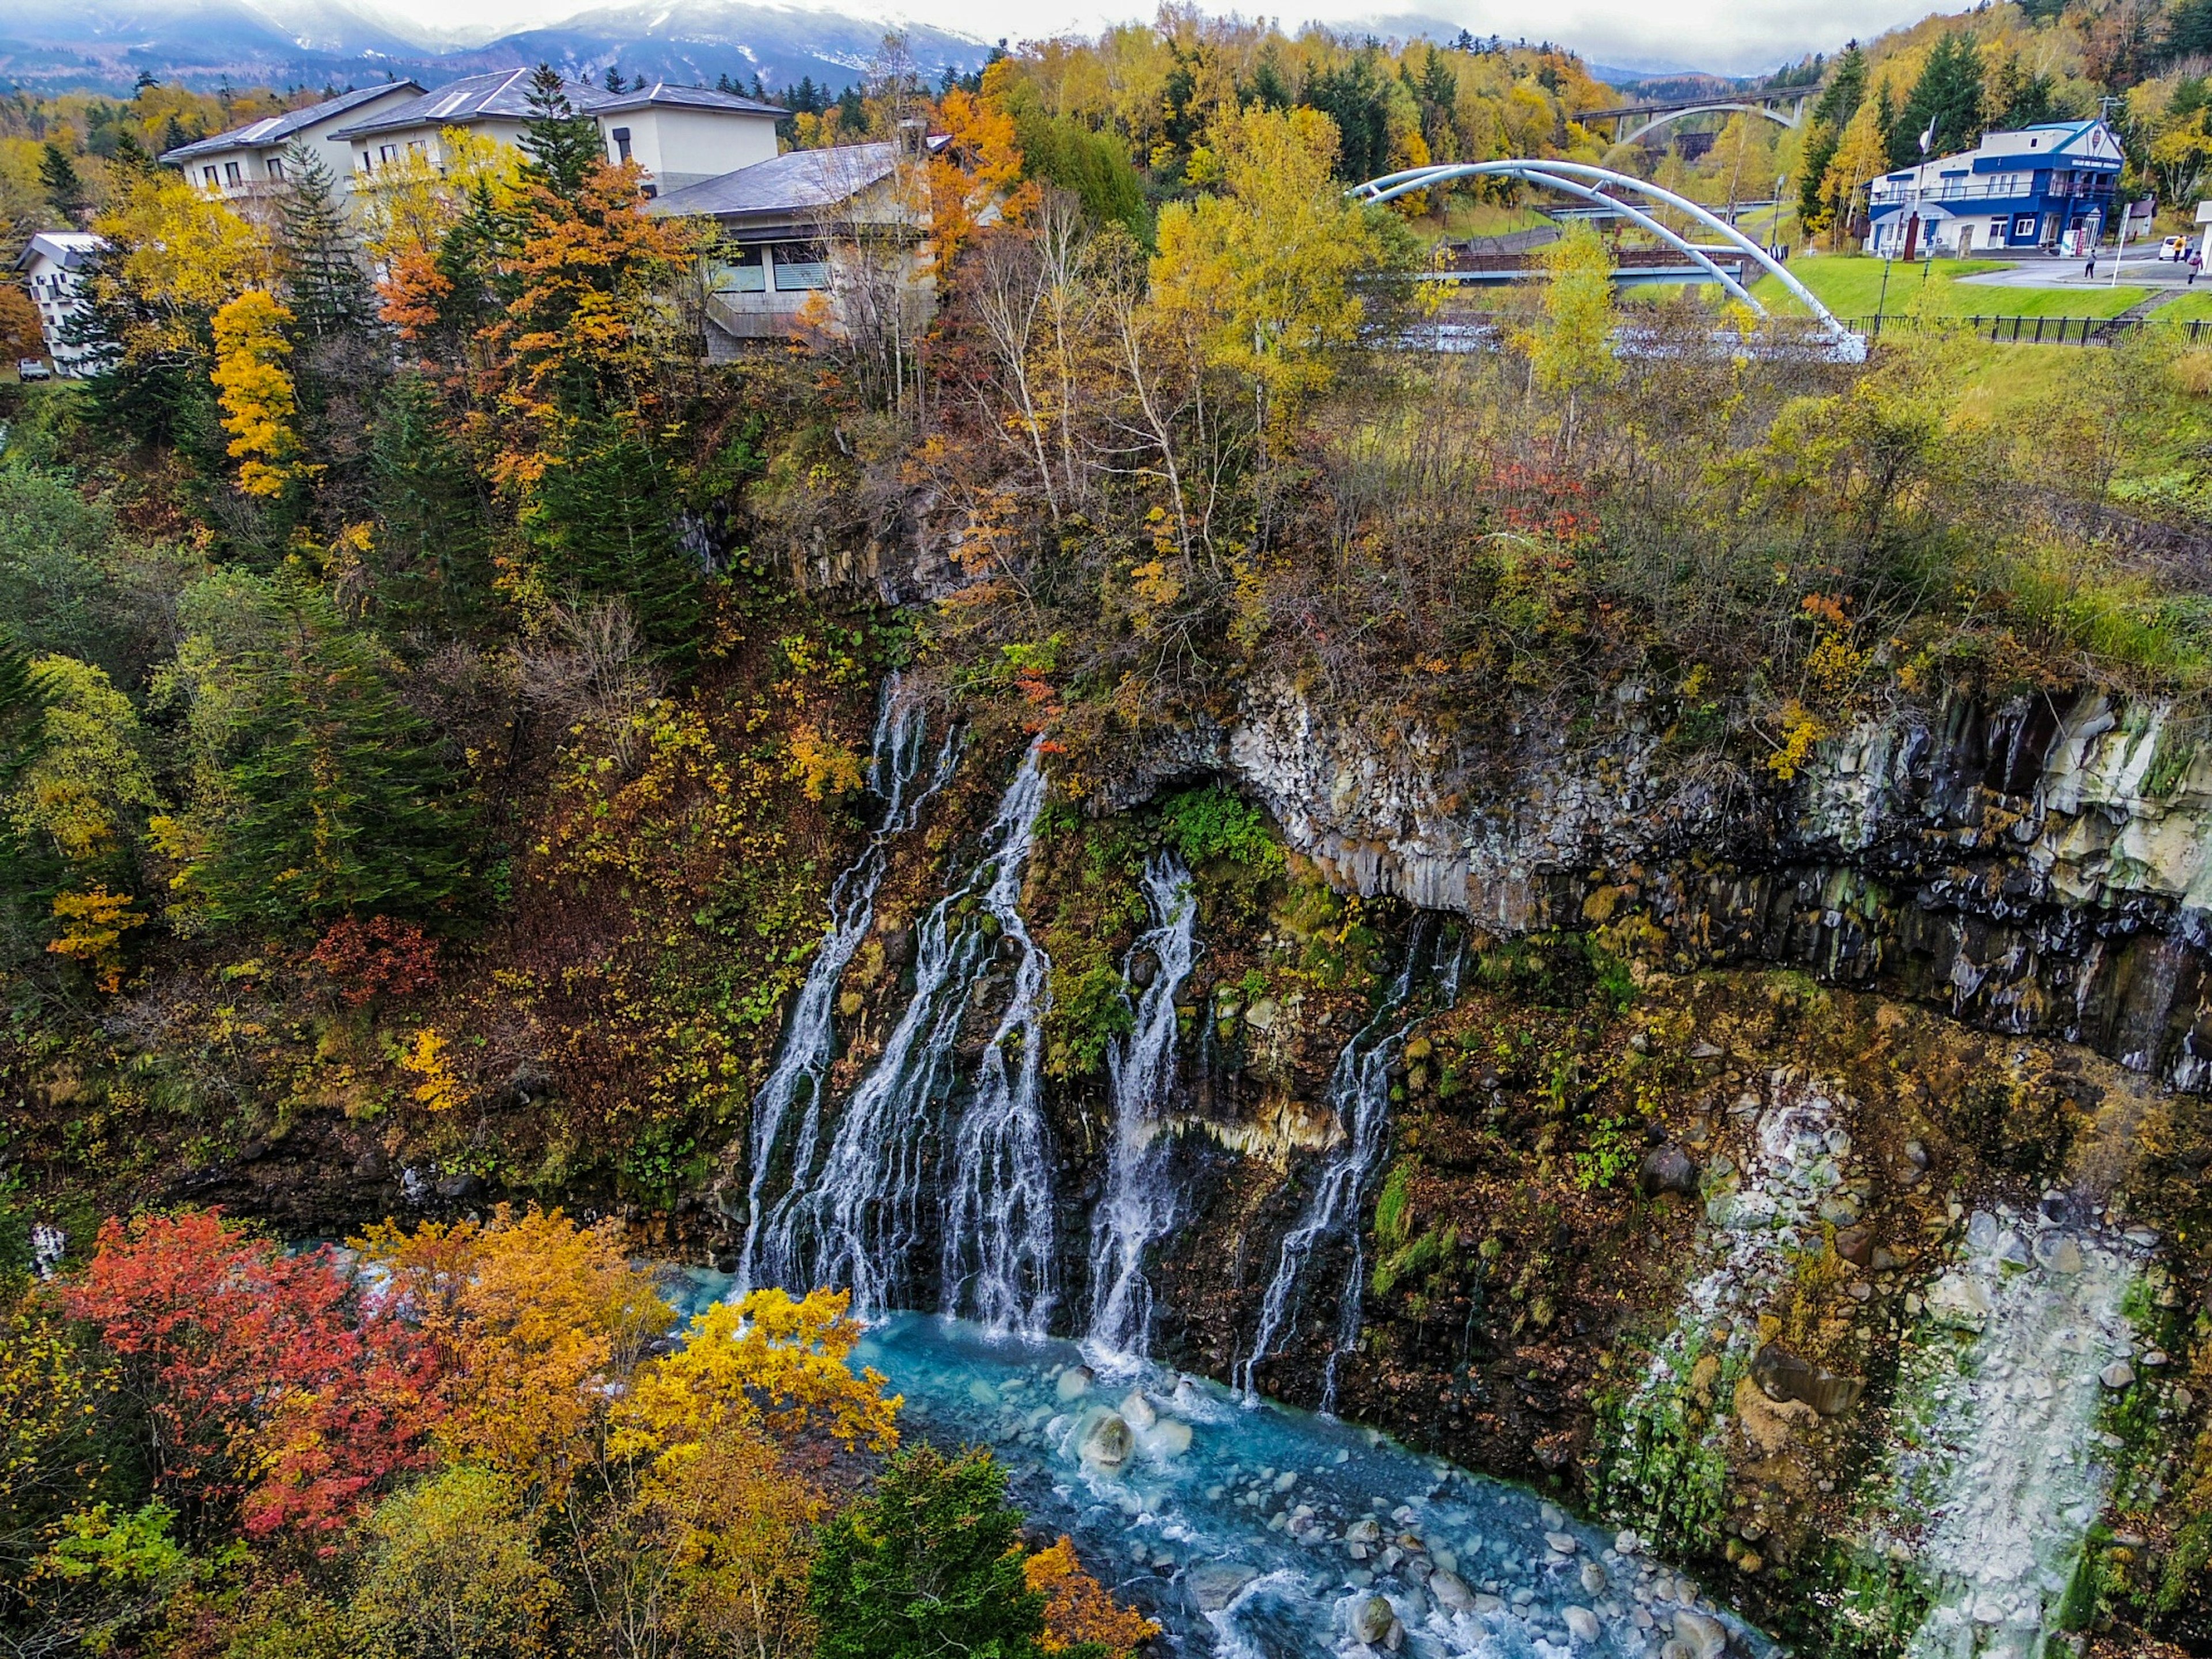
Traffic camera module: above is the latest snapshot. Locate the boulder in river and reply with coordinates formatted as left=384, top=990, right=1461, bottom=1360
left=1429, top=1570, right=1475, bottom=1613
left=1120, top=1390, right=1157, bottom=1430
left=1352, top=1594, right=1395, bottom=1646
left=1056, top=1366, right=1093, bottom=1403
left=1673, top=1608, right=1728, bottom=1659
left=1185, top=1560, right=1256, bottom=1611
left=1080, top=1412, right=1132, bottom=1469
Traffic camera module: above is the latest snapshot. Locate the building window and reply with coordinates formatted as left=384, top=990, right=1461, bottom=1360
left=714, top=245, right=766, bottom=293
left=224, top=161, right=242, bottom=187
left=2013, top=214, right=2037, bottom=240
left=266, top=156, right=285, bottom=180
left=771, top=241, right=829, bottom=290
left=610, top=126, right=632, bottom=164
left=379, top=144, right=398, bottom=165
left=203, top=166, right=219, bottom=187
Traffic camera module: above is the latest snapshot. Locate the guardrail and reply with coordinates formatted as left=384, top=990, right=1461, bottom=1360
left=1848, top=313, right=2212, bottom=345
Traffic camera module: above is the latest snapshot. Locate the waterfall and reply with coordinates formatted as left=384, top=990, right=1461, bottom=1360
left=1885, top=1209, right=2142, bottom=1658
left=733, top=676, right=954, bottom=1298
left=1082, top=853, right=1200, bottom=1367
left=940, top=746, right=1059, bottom=1336
left=1236, top=921, right=1437, bottom=1405
left=755, top=740, right=1050, bottom=1320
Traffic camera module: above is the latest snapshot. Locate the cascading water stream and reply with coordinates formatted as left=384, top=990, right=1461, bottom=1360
left=1082, top=853, right=1200, bottom=1368
left=1885, top=1208, right=2142, bottom=1658
left=753, top=739, right=1049, bottom=1320
left=940, top=747, right=1060, bottom=1337
left=733, top=676, right=954, bottom=1298
left=1236, top=921, right=1440, bottom=1406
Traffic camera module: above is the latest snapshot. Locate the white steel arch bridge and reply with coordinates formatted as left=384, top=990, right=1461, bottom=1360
left=1353, top=159, right=1857, bottom=353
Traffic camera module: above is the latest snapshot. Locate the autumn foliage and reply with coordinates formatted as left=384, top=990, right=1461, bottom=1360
left=1027, top=1536, right=1161, bottom=1658
left=60, top=1211, right=440, bottom=1541
left=303, top=914, right=442, bottom=1006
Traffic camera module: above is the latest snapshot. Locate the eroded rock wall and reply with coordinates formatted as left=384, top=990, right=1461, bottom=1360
left=1220, top=681, right=2212, bottom=1092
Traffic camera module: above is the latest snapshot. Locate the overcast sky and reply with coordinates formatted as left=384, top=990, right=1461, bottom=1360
left=374, top=0, right=1960, bottom=77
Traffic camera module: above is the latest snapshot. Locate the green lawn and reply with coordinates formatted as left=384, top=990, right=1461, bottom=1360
left=1749, top=254, right=2152, bottom=323
left=2150, top=290, right=2212, bottom=325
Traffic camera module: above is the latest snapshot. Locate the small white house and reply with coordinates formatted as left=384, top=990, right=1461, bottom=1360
left=159, top=81, right=427, bottom=202
left=13, top=231, right=107, bottom=376
left=329, top=70, right=784, bottom=196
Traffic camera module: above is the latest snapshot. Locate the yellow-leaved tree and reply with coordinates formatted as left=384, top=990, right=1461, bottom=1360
left=93, top=169, right=274, bottom=359
left=1516, top=222, right=1619, bottom=454
left=1819, top=97, right=1893, bottom=251
left=612, top=1289, right=902, bottom=1463
left=1148, top=104, right=1407, bottom=442
left=210, top=290, right=304, bottom=497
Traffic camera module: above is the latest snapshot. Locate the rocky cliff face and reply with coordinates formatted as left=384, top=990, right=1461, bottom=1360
left=1217, top=680, right=2212, bottom=1096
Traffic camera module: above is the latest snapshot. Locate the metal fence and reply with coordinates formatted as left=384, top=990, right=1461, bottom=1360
left=1847, top=313, right=2212, bottom=346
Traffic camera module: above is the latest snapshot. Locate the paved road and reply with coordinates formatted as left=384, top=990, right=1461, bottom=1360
left=1956, top=252, right=2206, bottom=291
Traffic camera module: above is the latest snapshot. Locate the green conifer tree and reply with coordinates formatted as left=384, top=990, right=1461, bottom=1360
left=809, top=1446, right=1052, bottom=1659
left=521, top=65, right=605, bottom=197
left=195, top=579, right=476, bottom=930
left=278, top=142, right=377, bottom=341
left=527, top=416, right=702, bottom=663
left=1891, top=35, right=1984, bottom=168
left=38, top=144, right=87, bottom=222
left=368, top=372, right=494, bottom=634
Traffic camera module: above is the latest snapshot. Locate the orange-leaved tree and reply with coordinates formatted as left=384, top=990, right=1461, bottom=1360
left=1025, top=1536, right=1161, bottom=1657
left=928, top=65, right=1036, bottom=272
left=356, top=1204, right=673, bottom=1491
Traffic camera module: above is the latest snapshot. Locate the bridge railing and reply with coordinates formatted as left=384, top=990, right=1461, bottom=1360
left=1848, top=313, right=2212, bottom=345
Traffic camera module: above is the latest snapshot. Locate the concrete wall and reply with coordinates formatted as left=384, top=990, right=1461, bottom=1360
left=607, top=108, right=778, bottom=191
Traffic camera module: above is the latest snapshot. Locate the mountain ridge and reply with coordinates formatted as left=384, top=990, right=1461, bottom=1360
left=0, top=0, right=993, bottom=95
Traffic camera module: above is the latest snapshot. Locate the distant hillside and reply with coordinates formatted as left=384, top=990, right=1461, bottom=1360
left=0, top=0, right=990, bottom=95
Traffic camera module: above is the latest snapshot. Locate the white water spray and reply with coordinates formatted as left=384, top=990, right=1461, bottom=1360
left=1235, top=925, right=1434, bottom=1404
left=733, top=677, right=953, bottom=1298
left=1083, top=854, right=1199, bottom=1367
left=1892, top=1209, right=2141, bottom=1659
left=940, top=746, right=1059, bottom=1337
left=754, top=740, right=1049, bottom=1320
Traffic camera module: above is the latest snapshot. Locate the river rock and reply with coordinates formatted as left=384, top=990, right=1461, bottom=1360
left=1429, top=1570, right=1475, bottom=1612
left=1120, top=1390, right=1157, bottom=1430
left=1564, top=1605, right=1600, bottom=1643
left=1615, top=1529, right=1642, bottom=1556
left=1546, top=1531, right=1578, bottom=1554
left=1187, top=1561, right=1256, bottom=1611
left=1347, top=1517, right=1383, bottom=1546
left=2102, top=1361, right=2137, bottom=1390
left=1580, top=1560, right=1608, bottom=1596
left=1641, top=1145, right=1700, bottom=1197
left=1056, top=1366, right=1093, bottom=1402
left=1353, top=1593, right=1396, bottom=1645
left=1147, top=1416, right=1192, bottom=1456
left=1673, top=1608, right=1728, bottom=1659
left=1751, top=1343, right=1865, bottom=1416
left=1080, top=1413, right=1132, bottom=1468
left=1927, top=1272, right=1993, bottom=1332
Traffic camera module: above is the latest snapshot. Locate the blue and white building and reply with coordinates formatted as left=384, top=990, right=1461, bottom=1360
left=1868, top=120, right=2123, bottom=257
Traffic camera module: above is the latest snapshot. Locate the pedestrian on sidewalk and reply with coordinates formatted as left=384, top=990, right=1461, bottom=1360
left=2086, top=252, right=2097, bottom=279
left=2192, top=249, right=2203, bottom=286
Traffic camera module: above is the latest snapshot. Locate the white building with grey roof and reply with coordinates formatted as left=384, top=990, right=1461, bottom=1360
left=158, top=81, right=427, bottom=203
left=329, top=70, right=785, bottom=197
